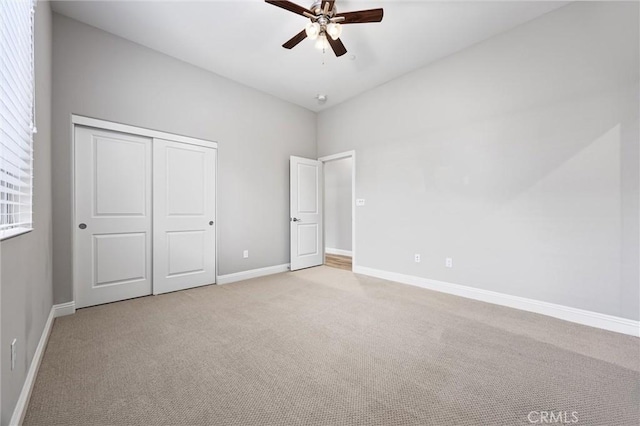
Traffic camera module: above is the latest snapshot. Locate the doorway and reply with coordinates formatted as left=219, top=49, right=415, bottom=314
left=319, top=151, right=355, bottom=271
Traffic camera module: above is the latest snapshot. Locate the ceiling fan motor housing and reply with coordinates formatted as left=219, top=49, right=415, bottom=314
left=306, top=1, right=343, bottom=40
left=310, top=0, right=336, bottom=17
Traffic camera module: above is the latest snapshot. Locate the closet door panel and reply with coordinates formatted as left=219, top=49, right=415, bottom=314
left=153, top=139, right=216, bottom=294
left=75, top=126, right=153, bottom=308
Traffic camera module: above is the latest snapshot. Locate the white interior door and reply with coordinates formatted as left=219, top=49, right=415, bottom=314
left=290, top=156, right=323, bottom=271
left=153, top=139, right=216, bottom=294
left=75, top=126, right=152, bottom=308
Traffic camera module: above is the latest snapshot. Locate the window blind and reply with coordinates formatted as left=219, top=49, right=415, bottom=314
left=0, top=0, right=36, bottom=239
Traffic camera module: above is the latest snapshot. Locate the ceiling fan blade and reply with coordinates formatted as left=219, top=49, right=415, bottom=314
left=336, top=8, right=384, bottom=24
left=265, top=0, right=313, bottom=17
left=327, top=36, right=347, bottom=57
left=283, top=29, right=307, bottom=49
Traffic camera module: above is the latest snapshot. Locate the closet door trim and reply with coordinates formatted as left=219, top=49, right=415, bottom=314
left=71, top=115, right=217, bottom=149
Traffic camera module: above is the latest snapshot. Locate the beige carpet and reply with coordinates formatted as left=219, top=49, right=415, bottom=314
left=25, top=266, right=639, bottom=425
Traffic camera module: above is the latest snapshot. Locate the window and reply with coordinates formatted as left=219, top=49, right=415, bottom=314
left=0, top=0, right=36, bottom=239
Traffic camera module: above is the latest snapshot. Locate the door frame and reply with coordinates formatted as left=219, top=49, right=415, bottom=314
left=70, top=114, right=218, bottom=308
left=318, top=150, right=356, bottom=268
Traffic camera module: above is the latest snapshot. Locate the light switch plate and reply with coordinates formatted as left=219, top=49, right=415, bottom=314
left=356, top=199, right=365, bottom=206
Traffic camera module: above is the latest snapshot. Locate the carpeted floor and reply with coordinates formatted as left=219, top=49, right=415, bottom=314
left=25, top=266, right=639, bottom=425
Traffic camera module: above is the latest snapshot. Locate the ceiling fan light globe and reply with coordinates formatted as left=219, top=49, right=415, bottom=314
left=305, top=22, right=320, bottom=40
left=315, top=34, right=329, bottom=50
left=326, top=22, right=342, bottom=40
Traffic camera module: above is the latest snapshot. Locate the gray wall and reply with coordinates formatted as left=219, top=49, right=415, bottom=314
left=51, top=14, right=317, bottom=304
left=324, top=158, right=352, bottom=252
left=1, top=1, right=53, bottom=424
left=318, top=2, right=640, bottom=320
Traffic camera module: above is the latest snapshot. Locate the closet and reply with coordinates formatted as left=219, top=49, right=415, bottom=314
left=73, top=118, right=217, bottom=308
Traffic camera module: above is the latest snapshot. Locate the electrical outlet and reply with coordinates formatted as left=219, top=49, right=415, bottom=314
left=243, top=250, right=249, bottom=259
left=414, top=254, right=421, bottom=263
left=445, top=258, right=453, bottom=268
left=356, top=199, right=365, bottom=206
left=11, top=339, right=16, bottom=371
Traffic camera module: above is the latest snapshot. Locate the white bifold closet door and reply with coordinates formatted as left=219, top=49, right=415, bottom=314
left=75, top=126, right=216, bottom=308
left=153, top=139, right=216, bottom=295
left=75, top=126, right=153, bottom=308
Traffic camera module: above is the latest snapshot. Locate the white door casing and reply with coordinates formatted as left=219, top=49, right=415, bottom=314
left=74, top=126, right=153, bottom=308
left=153, top=139, right=216, bottom=294
left=290, top=156, right=323, bottom=271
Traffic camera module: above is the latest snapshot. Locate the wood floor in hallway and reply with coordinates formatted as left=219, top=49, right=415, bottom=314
left=325, top=253, right=352, bottom=270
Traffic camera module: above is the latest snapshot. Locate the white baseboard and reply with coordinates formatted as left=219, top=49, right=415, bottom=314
left=325, top=248, right=352, bottom=257
left=217, top=263, right=290, bottom=285
left=53, top=301, right=76, bottom=317
left=9, top=302, right=75, bottom=426
left=353, top=266, right=640, bottom=337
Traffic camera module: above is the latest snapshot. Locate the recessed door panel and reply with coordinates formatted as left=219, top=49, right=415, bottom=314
left=297, top=224, right=319, bottom=257
left=94, top=137, right=147, bottom=216
left=167, top=230, right=205, bottom=276
left=167, top=147, right=205, bottom=216
left=75, top=126, right=152, bottom=308
left=297, top=163, right=318, bottom=214
left=94, top=233, right=146, bottom=286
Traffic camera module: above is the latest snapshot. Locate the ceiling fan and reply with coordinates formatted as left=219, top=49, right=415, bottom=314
left=265, top=0, right=384, bottom=57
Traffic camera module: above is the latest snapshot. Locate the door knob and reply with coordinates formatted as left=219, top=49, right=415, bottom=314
left=292, top=217, right=301, bottom=222
left=209, top=221, right=214, bottom=226
left=79, top=223, right=87, bottom=230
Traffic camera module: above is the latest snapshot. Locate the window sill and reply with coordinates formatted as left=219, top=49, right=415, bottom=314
left=0, top=227, right=33, bottom=241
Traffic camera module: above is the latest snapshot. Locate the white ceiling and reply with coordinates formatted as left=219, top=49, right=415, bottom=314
left=51, top=0, right=568, bottom=111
